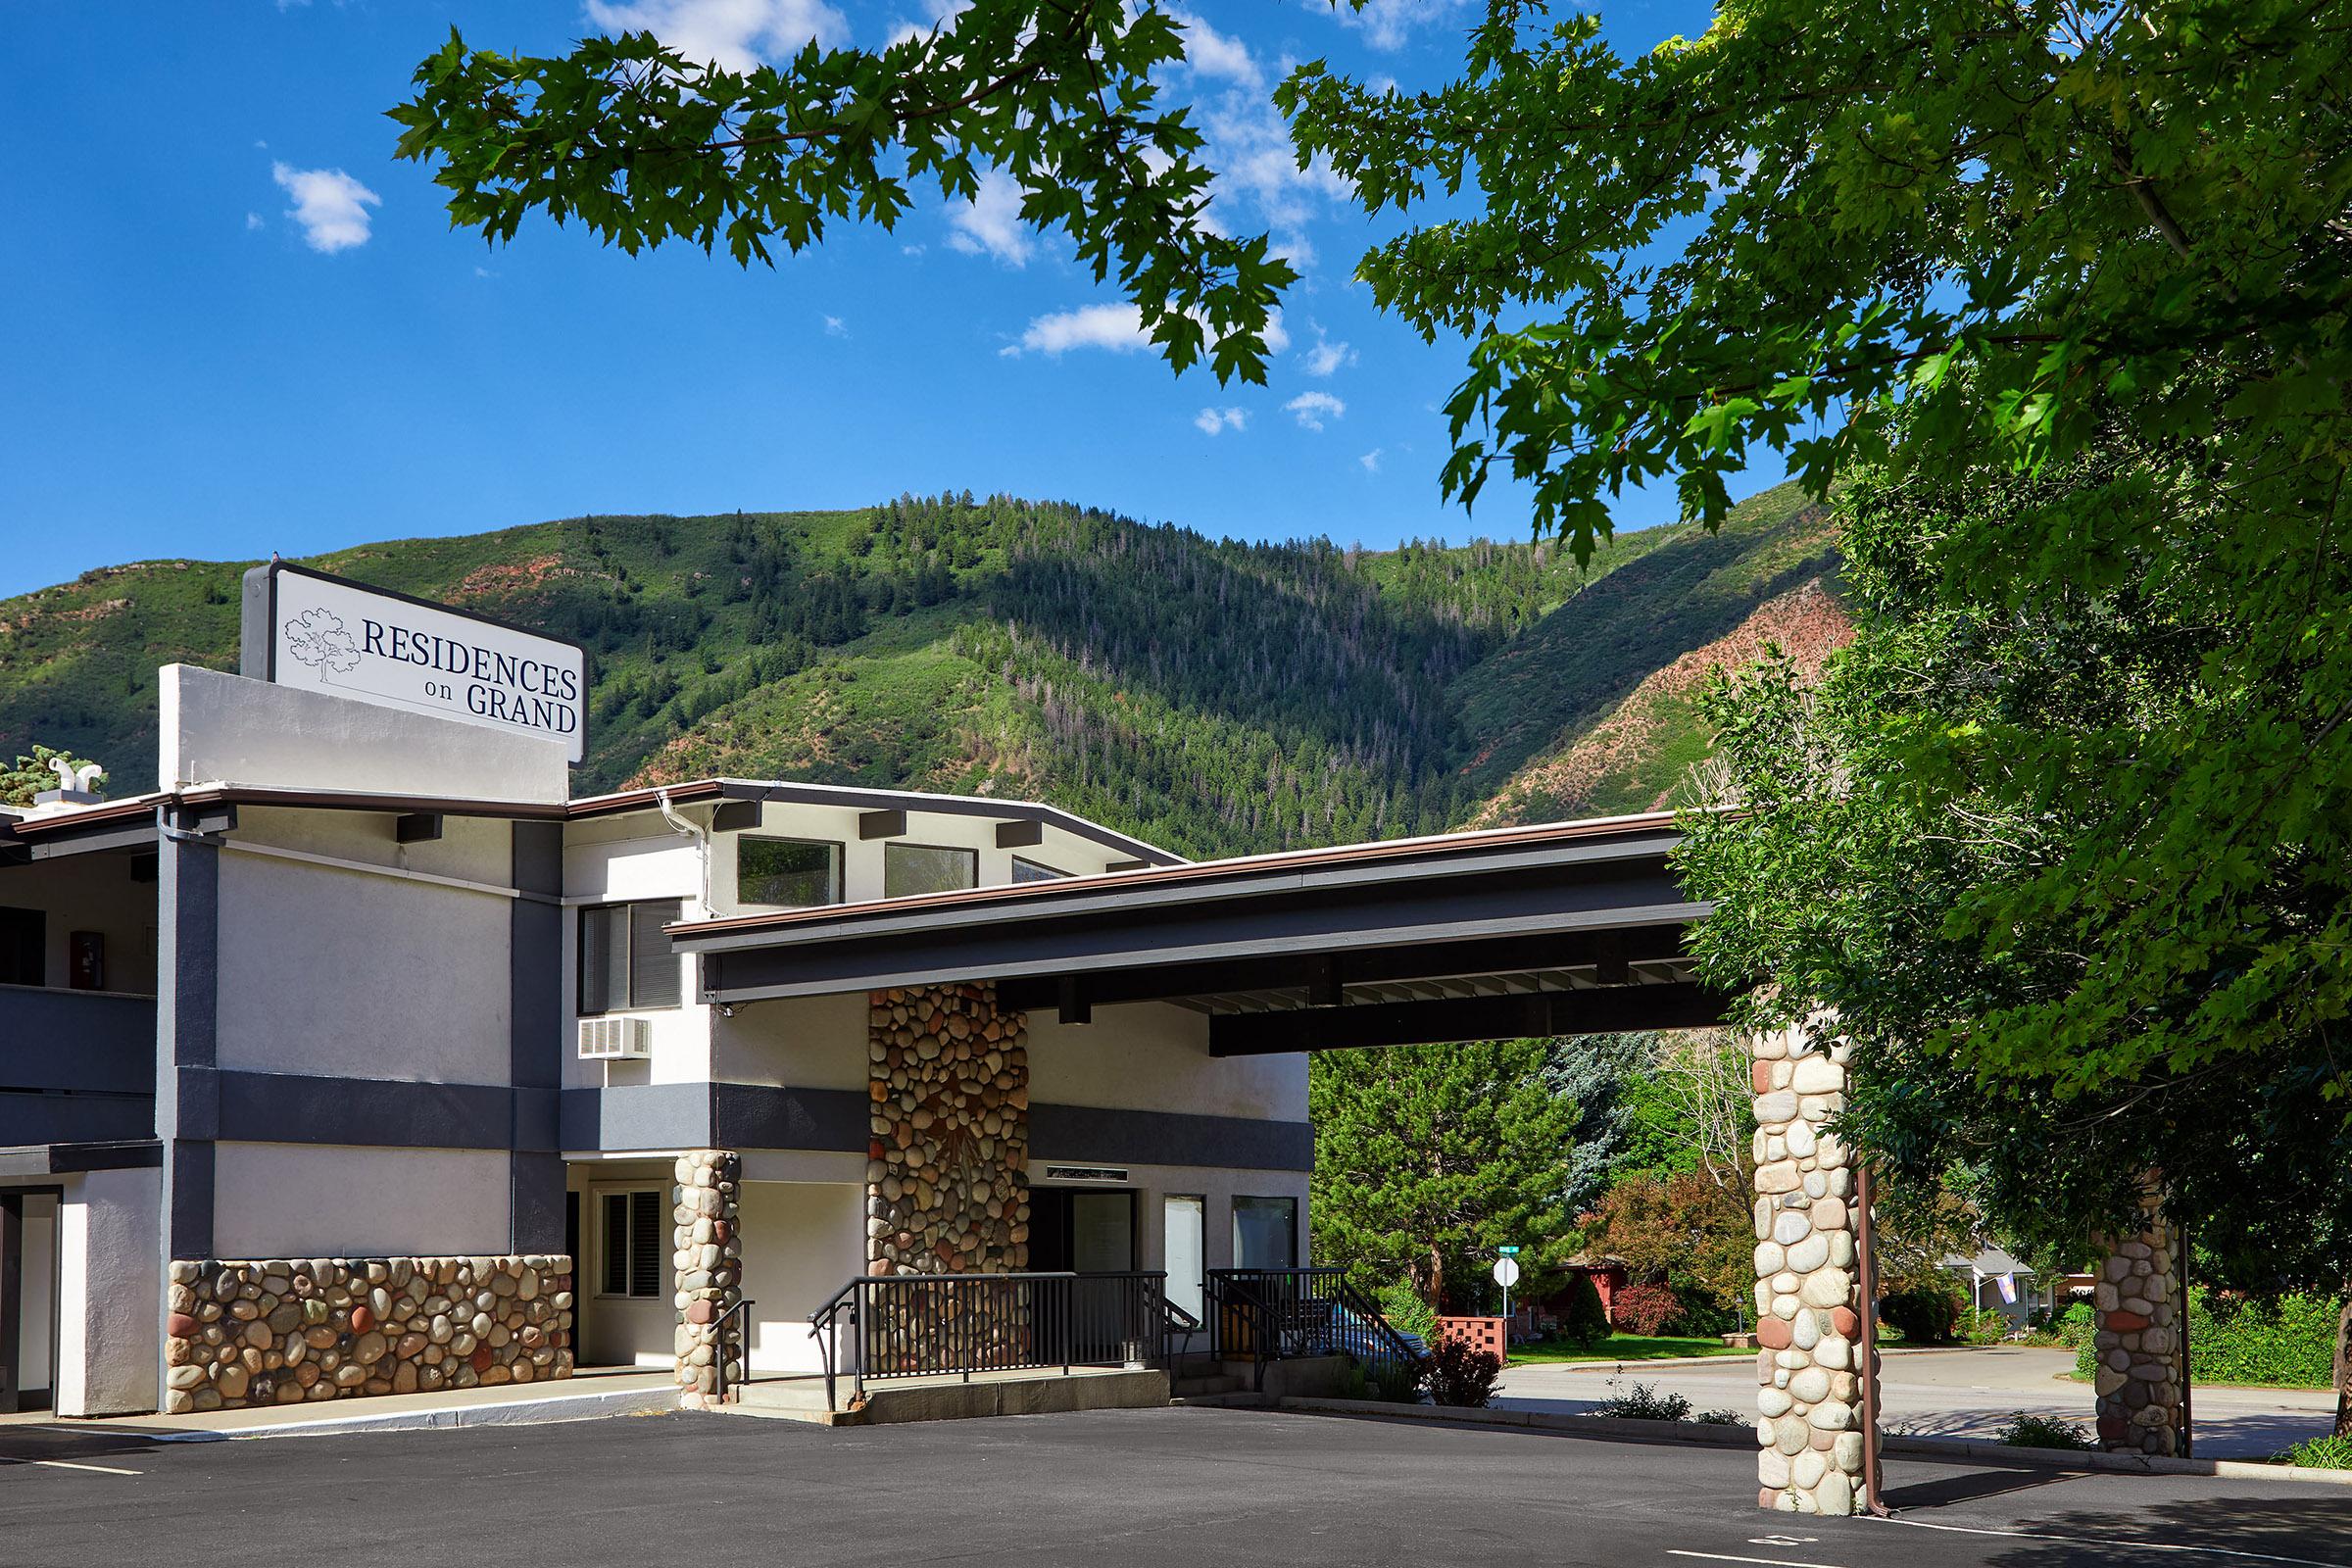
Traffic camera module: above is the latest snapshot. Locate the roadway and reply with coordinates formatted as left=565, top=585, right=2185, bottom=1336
left=3, top=1402, right=2347, bottom=1567
left=1496, top=1346, right=2340, bottom=1460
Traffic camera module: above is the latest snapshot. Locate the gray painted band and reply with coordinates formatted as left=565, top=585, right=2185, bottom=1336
left=1030, top=1102, right=1313, bottom=1173
left=0, top=1093, right=156, bottom=1148
left=172, top=1140, right=214, bottom=1259
left=559, top=1083, right=713, bottom=1152
left=712, top=1083, right=868, bottom=1152
left=200, top=1068, right=514, bottom=1151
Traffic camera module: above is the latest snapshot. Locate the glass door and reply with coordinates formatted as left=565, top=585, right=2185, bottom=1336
left=1162, top=1196, right=1204, bottom=1319
left=1233, top=1196, right=1298, bottom=1270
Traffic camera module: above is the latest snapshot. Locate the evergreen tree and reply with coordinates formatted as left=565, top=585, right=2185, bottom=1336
left=1308, top=1039, right=1576, bottom=1310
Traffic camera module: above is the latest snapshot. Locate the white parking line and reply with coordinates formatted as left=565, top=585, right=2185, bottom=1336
left=1873, top=1516, right=2346, bottom=1567
left=1668, top=1551, right=1843, bottom=1568
left=0, top=1457, right=142, bottom=1475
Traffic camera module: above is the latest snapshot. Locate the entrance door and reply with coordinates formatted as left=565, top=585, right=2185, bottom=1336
left=1029, top=1188, right=1137, bottom=1272
left=1162, top=1196, right=1204, bottom=1319
left=1233, top=1196, right=1298, bottom=1270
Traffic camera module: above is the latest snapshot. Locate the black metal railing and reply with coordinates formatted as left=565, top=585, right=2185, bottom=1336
left=809, top=1271, right=1168, bottom=1411
left=1206, top=1267, right=1423, bottom=1396
left=1161, top=1296, right=1205, bottom=1375
left=711, top=1298, right=757, bottom=1404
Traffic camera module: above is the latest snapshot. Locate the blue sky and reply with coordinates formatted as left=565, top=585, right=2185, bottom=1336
left=0, top=0, right=1752, bottom=599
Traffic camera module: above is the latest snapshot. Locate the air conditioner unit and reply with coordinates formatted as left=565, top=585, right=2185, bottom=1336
left=577, top=1016, right=652, bottom=1060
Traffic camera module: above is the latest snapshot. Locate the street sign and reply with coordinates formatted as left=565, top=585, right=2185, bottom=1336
left=1492, top=1256, right=1521, bottom=1289
left=1497, top=1245, right=1522, bottom=1255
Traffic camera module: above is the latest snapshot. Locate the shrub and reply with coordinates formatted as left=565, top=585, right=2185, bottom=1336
left=1690, top=1407, right=1748, bottom=1426
left=1419, top=1336, right=1503, bottom=1407
left=1559, top=1272, right=1612, bottom=1348
left=1376, top=1281, right=1439, bottom=1348
left=1594, top=1380, right=1690, bottom=1421
left=2190, top=1291, right=2341, bottom=1390
left=1993, top=1412, right=2094, bottom=1450
left=2071, top=1289, right=2343, bottom=1391
left=1881, top=1282, right=1966, bottom=1345
left=1612, top=1282, right=1682, bottom=1337
left=1960, top=1306, right=2013, bottom=1346
left=2280, top=1434, right=2352, bottom=1470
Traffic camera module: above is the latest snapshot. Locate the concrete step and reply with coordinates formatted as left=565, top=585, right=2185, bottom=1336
left=721, top=1380, right=846, bottom=1426
left=1170, top=1374, right=1243, bottom=1397
left=711, top=1367, right=1171, bottom=1428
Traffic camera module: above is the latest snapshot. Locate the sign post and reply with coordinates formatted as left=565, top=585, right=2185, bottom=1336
left=1493, top=1250, right=1522, bottom=1340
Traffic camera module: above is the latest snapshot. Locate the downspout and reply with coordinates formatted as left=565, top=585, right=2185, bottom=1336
left=655, top=787, right=712, bottom=918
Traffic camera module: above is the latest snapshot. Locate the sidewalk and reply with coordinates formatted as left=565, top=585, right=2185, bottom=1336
left=0, top=1366, right=677, bottom=1446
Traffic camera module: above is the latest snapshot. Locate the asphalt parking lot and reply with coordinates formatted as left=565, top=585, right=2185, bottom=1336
left=3, top=1405, right=2347, bottom=1568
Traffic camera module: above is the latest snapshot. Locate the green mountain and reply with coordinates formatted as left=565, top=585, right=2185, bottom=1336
left=0, top=485, right=1843, bottom=857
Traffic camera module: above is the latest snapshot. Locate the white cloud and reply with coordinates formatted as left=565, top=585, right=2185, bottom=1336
left=887, top=0, right=968, bottom=45
left=1004, top=304, right=1289, bottom=360
left=822, top=313, right=849, bottom=337
left=1301, top=323, right=1356, bottom=377
left=1332, top=0, right=1467, bottom=51
left=1194, top=407, right=1247, bottom=436
left=945, top=170, right=1034, bottom=267
left=244, top=212, right=265, bottom=231
left=584, top=0, right=848, bottom=71
left=1358, top=448, right=1383, bottom=472
left=1286, top=390, right=1346, bottom=431
left=270, top=164, right=380, bottom=254
left=1172, top=10, right=1260, bottom=88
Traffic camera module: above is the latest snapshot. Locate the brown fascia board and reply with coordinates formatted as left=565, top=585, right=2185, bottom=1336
left=669, top=809, right=1692, bottom=946
left=0, top=774, right=1189, bottom=869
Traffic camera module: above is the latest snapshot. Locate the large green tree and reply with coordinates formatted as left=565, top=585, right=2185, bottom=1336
left=396, top=2, right=2352, bottom=1200
left=1308, top=1039, right=1577, bottom=1309
left=1679, top=443, right=2352, bottom=1284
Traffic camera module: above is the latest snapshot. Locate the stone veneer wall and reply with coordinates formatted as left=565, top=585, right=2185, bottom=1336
left=866, top=984, right=1030, bottom=1276
left=164, top=1255, right=571, bottom=1413
left=2091, top=1195, right=2184, bottom=1455
left=1748, top=1019, right=1874, bottom=1516
left=673, top=1150, right=744, bottom=1407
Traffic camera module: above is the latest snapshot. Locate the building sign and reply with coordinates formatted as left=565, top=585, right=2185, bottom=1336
left=241, top=563, right=588, bottom=761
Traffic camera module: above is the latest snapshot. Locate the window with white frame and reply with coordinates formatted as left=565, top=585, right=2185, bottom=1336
left=577, top=899, right=683, bottom=1014
left=737, top=836, right=843, bottom=908
left=884, top=842, right=977, bottom=898
left=599, top=1190, right=665, bottom=1298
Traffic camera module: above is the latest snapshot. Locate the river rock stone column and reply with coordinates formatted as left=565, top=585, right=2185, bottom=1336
left=865, top=984, right=1029, bottom=1276
left=672, top=1150, right=742, bottom=1407
left=2091, top=1194, right=2184, bottom=1455
left=1748, top=1017, right=1872, bottom=1516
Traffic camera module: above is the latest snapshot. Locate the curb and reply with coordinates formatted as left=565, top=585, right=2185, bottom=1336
left=1266, top=1396, right=2352, bottom=1487
left=129, top=1384, right=681, bottom=1442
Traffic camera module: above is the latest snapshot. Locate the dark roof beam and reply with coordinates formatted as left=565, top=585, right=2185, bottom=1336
left=1208, top=982, right=1735, bottom=1056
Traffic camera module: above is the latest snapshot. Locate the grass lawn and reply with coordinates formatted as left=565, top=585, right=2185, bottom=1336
left=1506, top=1333, right=1756, bottom=1365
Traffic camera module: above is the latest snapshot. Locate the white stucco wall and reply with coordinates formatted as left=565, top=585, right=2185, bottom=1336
left=562, top=822, right=710, bottom=1089
left=738, top=1180, right=864, bottom=1374
left=160, top=663, right=567, bottom=802
left=1027, top=1004, right=1307, bottom=1121
left=210, top=1144, right=509, bottom=1258
left=711, top=994, right=868, bottom=1090
left=705, top=800, right=1131, bottom=914
left=54, top=1164, right=160, bottom=1417
left=214, top=844, right=512, bottom=1083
